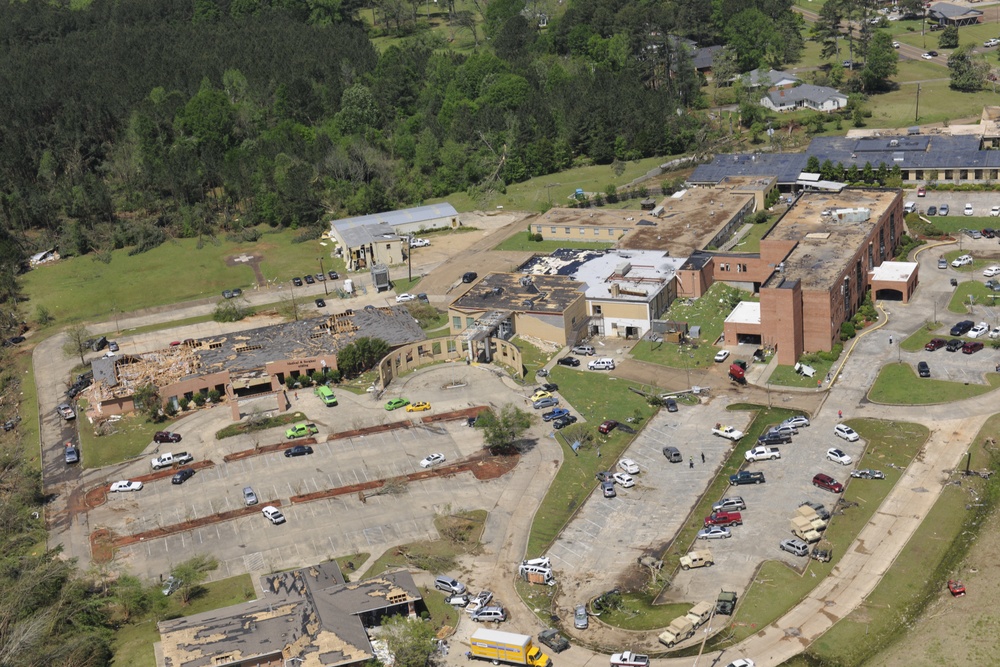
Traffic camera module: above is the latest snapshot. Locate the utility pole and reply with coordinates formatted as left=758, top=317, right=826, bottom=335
left=318, top=257, right=328, bottom=296
left=915, top=83, right=920, bottom=123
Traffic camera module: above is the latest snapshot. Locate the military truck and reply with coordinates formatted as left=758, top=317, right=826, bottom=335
left=795, top=505, right=828, bottom=531
left=679, top=549, right=714, bottom=570
left=657, top=616, right=695, bottom=648
left=790, top=515, right=821, bottom=543
left=685, top=600, right=714, bottom=627
left=716, top=590, right=738, bottom=616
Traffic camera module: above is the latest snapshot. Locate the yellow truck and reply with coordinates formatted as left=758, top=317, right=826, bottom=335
left=469, top=629, right=552, bottom=667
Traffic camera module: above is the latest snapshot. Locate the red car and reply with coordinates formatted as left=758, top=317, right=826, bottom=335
left=924, top=338, right=947, bottom=351
left=704, top=511, right=743, bottom=527
left=154, top=431, right=182, bottom=443
left=812, top=473, right=844, bottom=493
left=917, top=186, right=926, bottom=197
left=598, top=420, right=619, bottom=434
left=962, top=341, right=984, bottom=354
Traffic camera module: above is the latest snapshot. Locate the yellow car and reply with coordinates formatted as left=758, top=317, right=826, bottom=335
left=406, top=401, right=432, bottom=412
left=530, top=390, right=552, bottom=402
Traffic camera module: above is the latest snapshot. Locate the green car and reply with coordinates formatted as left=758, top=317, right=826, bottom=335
left=285, top=422, right=319, bottom=439
left=385, top=398, right=410, bottom=411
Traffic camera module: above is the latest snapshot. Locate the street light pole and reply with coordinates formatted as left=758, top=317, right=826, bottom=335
left=318, top=257, right=329, bottom=296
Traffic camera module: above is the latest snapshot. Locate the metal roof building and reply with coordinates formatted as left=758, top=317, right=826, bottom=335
left=330, top=203, right=459, bottom=243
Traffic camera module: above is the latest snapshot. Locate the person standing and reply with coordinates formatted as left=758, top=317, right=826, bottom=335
left=689, top=457, right=694, bottom=468
left=701, top=452, right=706, bottom=464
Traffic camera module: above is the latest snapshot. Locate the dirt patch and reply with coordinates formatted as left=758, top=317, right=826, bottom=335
left=224, top=252, right=266, bottom=286
left=224, top=438, right=317, bottom=462
left=90, top=528, right=115, bottom=563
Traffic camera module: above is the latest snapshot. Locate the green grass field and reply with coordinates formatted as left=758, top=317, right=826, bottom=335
left=868, top=362, right=1000, bottom=404
left=767, top=358, right=835, bottom=387
left=79, top=408, right=183, bottom=468
left=949, top=278, right=1000, bottom=313
left=427, top=156, right=671, bottom=213
left=22, top=228, right=347, bottom=327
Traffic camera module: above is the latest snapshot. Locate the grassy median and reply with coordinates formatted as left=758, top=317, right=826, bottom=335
left=869, top=363, right=1000, bottom=404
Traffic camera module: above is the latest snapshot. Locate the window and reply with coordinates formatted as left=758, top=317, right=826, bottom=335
left=564, top=227, right=570, bottom=234
left=551, top=227, right=557, bottom=233
left=594, top=227, right=600, bottom=236
left=466, top=317, right=475, bottom=328
left=740, top=264, right=747, bottom=272
left=579, top=227, right=585, bottom=235
left=608, top=229, right=615, bottom=236
left=593, top=305, right=602, bottom=314
left=535, top=226, right=543, bottom=234
left=453, top=316, right=461, bottom=328
left=386, top=244, right=391, bottom=249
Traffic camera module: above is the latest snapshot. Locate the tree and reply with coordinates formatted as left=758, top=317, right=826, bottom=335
left=939, top=25, right=959, bottom=49
left=812, top=0, right=845, bottom=61
left=860, top=31, right=898, bottom=92
left=380, top=614, right=437, bottom=667
left=711, top=47, right=739, bottom=103
left=63, top=325, right=92, bottom=366
left=806, top=156, right=821, bottom=172
left=170, top=554, right=220, bottom=605
left=949, top=44, right=990, bottom=91
left=133, top=383, right=162, bottom=422
left=336, top=337, right=390, bottom=378
left=475, top=403, right=533, bottom=455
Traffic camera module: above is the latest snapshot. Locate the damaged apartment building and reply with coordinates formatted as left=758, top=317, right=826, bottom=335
left=86, top=306, right=424, bottom=420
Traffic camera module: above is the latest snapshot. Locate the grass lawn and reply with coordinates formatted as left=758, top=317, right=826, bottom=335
left=22, top=228, right=347, bottom=328
left=362, top=510, right=488, bottom=578
left=900, top=322, right=947, bottom=351
left=767, top=358, right=834, bottom=388
left=700, top=419, right=928, bottom=652
left=12, top=350, right=42, bottom=470
left=893, top=58, right=951, bottom=83
left=493, top=233, right=614, bottom=253
left=81, top=410, right=182, bottom=469
left=866, top=79, right=998, bottom=128
left=427, top=156, right=672, bottom=214
left=392, top=276, right=422, bottom=293
left=596, top=593, right=689, bottom=631
left=215, top=411, right=306, bottom=440
left=112, top=574, right=256, bottom=667
left=96, top=313, right=217, bottom=340
left=948, top=279, right=1000, bottom=314
left=335, top=553, right=370, bottom=580
left=630, top=283, right=754, bottom=369
left=868, top=362, right=1000, bottom=404
left=514, top=335, right=556, bottom=377
left=732, top=218, right=778, bottom=254
left=525, top=367, right=658, bottom=556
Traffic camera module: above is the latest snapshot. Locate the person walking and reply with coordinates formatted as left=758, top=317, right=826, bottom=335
left=838, top=410, right=843, bottom=419
left=889, top=334, right=893, bottom=345
left=701, top=452, right=706, bottom=464
left=689, top=457, right=694, bottom=468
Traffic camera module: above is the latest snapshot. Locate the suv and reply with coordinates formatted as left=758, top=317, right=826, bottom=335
left=962, top=341, right=984, bottom=354
left=435, top=576, right=466, bottom=594
left=812, top=473, right=844, bottom=493
left=471, top=606, right=507, bottom=623
left=946, top=338, right=965, bottom=352
left=153, top=431, right=182, bottom=443
left=779, top=538, right=809, bottom=557
left=951, top=256, right=973, bottom=269
left=917, top=361, right=930, bottom=377
left=713, top=496, right=746, bottom=512
left=242, top=487, right=259, bottom=506
left=462, top=272, right=478, bottom=283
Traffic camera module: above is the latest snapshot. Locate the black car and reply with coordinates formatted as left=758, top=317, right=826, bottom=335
left=171, top=468, right=195, bottom=484
left=917, top=361, right=930, bottom=377
left=222, top=290, right=234, bottom=299
left=4, top=336, right=25, bottom=346
left=553, top=415, right=577, bottom=429
left=292, top=277, right=303, bottom=286
left=304, top=274, right=315, bottom=284
left=539, top=383, right=559, bottom=392
left=417, top=293, right=429, bottom=303
left=946, top=338, right=965, bottom=352
left=556, top=356, right=581, bottom=367
left=758, top=431, right=791, bottom=446
left=315, top=298, right=326, bottom=308
left=328, top=270, right=339, bottom=280
left=927, top=50, right=939, bottom=56
left=665, top=397, right=678, bottom=412
left=232, top=288, right=243, bottom=298
left=284, top=445, right=314, bottom=457
left=927, top=205, right=937, bottom=216
left=462, top=271, right=478, bottom=283
left=950, top=320, right=974, bottom=336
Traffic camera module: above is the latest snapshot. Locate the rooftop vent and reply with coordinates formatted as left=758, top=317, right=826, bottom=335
left=519, top=275, right=534, bottom=287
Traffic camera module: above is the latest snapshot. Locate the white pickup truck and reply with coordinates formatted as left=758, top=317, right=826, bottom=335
left=744, top=446, right=781, bottom=462
left=712, top=424, right=744, bottom=441
left=610, top=652, right=649, bottom=667
left=151, top=452, right=193, bottom=470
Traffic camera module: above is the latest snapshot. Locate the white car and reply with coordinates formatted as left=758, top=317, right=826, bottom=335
left=892, top=41, right=900, bottom=48
left=990, top=326, right=1000, bottom=339
left=419, top=453, right=446, bottom=468
left=964, top=204, right=974, bottom=216
left=109, top=480, right=143, bottom=492
left=827, top=448, right=853, bottom=465
left=725, top=660, right=755, bottom=667
left=986, top=38, right=1000, bottom=47
left=992, top=206, right=1000, bottom=217
left=835, top=424, right=860, bottom=442
left=409, top=238, right=430, bottom=248
left=618, top=458, right=639, bottom=474
left=262, top=506, right=286, bottom=525
left=395, top=293, right=417, bottom=303
left=983, top=266, right=1000, bottom=277
left=921, top=52, right=934, bottom=60
left=951, top=254, right=973, bottom=268
left=782, top=415, right=810, bottom=428
left=714, top=350, right=730, bottom=363
left=968, top=322, right=989, bottom=338
left=612, top=472, right=635, bottom=488
left=697, top=526, right=732, bottom=540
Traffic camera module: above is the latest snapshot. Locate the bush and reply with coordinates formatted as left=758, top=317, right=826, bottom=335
left=207, top=390, right=221, bottom=403
left=311, top=371, right=326, bottom=385
left=192, top=393, right=207, bottom=407
left=284, top=375, right=297, bottom=389
left=178, top=397, right=191, bottom=411
left=840, top=321, right=856, bottom=340
left=328, top=369, right=342, bottom=383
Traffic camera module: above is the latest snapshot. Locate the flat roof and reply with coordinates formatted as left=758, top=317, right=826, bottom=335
left=194, top=306, right=425, bottom=375
left=340, top=223, right=400, bottom=249
left=540, top=207, right=643, bottom=227
left=521, top=249, right=682, bottom=303
left=725, top=300, right=761, bottom=325
left=450, top=273, right=584, bottom=314
left=331, top=203, right=457, bottom=234
left=766, top=189, right=900, bottom=290
left=618, top=186, right=754, bottom=256
left=871, top=261, right=917, bottom=282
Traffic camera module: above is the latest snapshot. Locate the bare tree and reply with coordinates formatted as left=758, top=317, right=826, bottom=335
left=63, top=324, right=92, bottom=366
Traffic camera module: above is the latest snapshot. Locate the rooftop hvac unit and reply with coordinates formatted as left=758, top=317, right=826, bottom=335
left=519, top=275, right=534, bottom=287
left=522, top=299, right=535, bottom=308
left=492, top=287, right=503, bottom=296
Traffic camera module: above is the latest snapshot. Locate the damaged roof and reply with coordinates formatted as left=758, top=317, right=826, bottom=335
left=158, top=563, right=421, bottom=667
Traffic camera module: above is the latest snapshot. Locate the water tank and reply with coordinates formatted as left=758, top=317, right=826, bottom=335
left=344, top=279, right=354, bottom=293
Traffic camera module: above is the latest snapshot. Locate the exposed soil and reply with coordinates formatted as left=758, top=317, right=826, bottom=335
left=224, top=252, right=266, bottom=286
left=874, top=504, right=1000, bottom=667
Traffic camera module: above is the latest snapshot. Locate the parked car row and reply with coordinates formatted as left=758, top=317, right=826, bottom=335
left=291, top=271, right=339, bottom=287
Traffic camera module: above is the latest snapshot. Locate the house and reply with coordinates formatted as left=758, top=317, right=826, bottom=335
left=156, top=562, right=422, bottom=667
left=928, top=3, right=982, bottom=26
left=741, top=68, right=800, bottom=90
left=762, top=84, right=848, bottom=113
left=339, top=223, right=404, bottom=271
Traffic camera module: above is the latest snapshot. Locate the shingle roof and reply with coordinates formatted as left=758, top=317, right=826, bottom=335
left=766, top=84, right=847, bottom=106
left=930, top=3, right=982, bottom=19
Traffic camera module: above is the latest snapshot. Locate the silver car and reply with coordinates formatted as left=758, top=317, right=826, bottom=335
left=574, top=604, right=589, bottom=629
left=243, top=487, right=258, bottom=506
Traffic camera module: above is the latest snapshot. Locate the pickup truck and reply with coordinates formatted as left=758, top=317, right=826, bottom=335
left=729, top=471, right=765, bottom=485
left=704, top=511, right=743, bottom=527
left=744, top=446, right=780, bottom=462
left=150, top=452, right=193, bottom=470
left=757, top=431, right=791, bottom=445
left=712, top=424, right=744, bottom=440
left=286, top=422, right=319, bottom=439
left=610, top=651, right=649, bottom=667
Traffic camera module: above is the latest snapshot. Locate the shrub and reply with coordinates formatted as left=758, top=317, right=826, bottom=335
left=192, top=393, right=207, bottom=407
left=207, top=390, right=221, bottom=403
left=328, top=369, right=342, bottom=383
left=311, top=371, right=326, bottom=385
left=840, top=321, right=856, bottom=340
left=284, top=375, right=297, bottom=389
left=178, top=397, right=191, bottom=411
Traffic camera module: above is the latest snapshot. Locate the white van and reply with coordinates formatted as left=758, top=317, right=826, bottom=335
left=903, top=201, right=917, bottom=214
left=518, top=563, right=556, bottom=585
left=588, top=358, right=615, bottom=370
